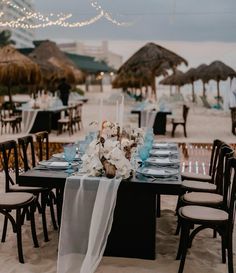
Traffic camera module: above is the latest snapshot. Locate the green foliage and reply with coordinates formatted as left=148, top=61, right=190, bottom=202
left=0, top=85, right=31, bottom=95
left=0, top=29, right=15, bottom=47
left=71, top=87, right=85, bottom=96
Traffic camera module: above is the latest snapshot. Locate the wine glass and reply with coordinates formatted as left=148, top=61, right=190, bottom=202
left=138, top=146, right=149, bottom=167
left=64, top=144, right=77, bottom=173
left=77, top=140, right=88, bottom=156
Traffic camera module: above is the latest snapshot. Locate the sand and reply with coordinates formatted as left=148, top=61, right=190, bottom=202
left=0, top=89, right=235, bottom=272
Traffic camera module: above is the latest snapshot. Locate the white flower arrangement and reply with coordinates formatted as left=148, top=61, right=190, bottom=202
left=81, top=123, right=145, bottom=179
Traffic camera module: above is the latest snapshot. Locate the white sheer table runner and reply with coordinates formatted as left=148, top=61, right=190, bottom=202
left=57, top=175, right=121, bottom=273
left=22, top=109, right=39, bottom=133
left=141, top=110, right=157, bottom=128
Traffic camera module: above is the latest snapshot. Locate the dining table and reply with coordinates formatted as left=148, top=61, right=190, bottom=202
left=131, top=107, right=171, bottom=134
left=18, top=144, right=182, bottom=260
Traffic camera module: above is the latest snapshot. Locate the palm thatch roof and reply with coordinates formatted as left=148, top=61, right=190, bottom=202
left=199, top=60, right=236, bottom=83
left=0, top=45, right=41, bottom=103
left=0, top=45, right=41, bottom=86
left=30, top=40, right=83, bottom=83
left=118, top=42, right=188, bottom=74
left=159, top=70, right=185, bottom=86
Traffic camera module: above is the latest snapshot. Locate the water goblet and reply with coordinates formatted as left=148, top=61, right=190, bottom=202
left=64, top=144, right=77, bottom=173
left=138, top=146, right=149, bottom=167
left=78, top=140, right=88, bottom=156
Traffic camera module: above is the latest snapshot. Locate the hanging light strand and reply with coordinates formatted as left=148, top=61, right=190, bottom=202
left=0, top=0, right=128, bottom=29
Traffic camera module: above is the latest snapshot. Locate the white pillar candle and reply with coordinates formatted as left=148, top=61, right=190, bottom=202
left=119, top=95, right=124, bottom=133
left=116, top=100, right=119, bottom=124
left=99, top=98, right=103, bottom=130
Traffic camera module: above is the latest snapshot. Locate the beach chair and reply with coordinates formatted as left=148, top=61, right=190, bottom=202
left=171, top=105, right=189, bottom=137
left=199, top=96, right=212, bottom=109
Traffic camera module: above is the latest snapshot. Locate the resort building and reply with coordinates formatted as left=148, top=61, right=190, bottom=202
left=0, top=0, right=35, bottom=47
left=59, top=41, right=122, bottom=70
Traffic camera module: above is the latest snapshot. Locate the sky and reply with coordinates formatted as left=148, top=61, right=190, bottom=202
left=34, top=0, right=236, bottom=66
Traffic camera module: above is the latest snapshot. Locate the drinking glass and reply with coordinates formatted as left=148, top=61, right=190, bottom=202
left=64, top=144, right=77, bottom=173
left=138, top=146, right=149, bottom=167
left=78, top=140, right=88, bottom=156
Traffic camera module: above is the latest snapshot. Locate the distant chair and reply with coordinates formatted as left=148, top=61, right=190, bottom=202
left=230, top=107, right=236, bottom=135
left=171, top=105, right=189, bottom=137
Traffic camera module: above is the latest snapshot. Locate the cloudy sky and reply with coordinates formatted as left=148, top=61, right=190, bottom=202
left=34, top=0, right=236, bottom=67
left=35, top=0, right=236, bottom=42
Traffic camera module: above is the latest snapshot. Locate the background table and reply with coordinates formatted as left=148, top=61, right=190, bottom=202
left=131, top=109, right=171, bottom=134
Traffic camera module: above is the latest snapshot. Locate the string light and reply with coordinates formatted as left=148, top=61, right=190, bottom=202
left=0, top=0, right=128, bottom=29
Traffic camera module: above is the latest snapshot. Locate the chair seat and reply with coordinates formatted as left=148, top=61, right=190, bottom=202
left=58, top=118, right=70, bottom=123
left=2, top=117, right=17, bottom=122
left=182, top=180, right=217, bottom=191
left=180, top=205, right=228, bottom=222
left=172, top=118, right=184, bottom=124
left=183, top=192, right=223, bottom=205
left=181, top=172, right=211, bottom=182
left=0, top=192, right=34, bottom=206
left=10, top=184, right=46, bottom=192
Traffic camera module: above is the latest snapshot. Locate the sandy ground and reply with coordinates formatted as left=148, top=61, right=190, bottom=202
left=1, top=88, right=236, bottom=144
left=0, top=89, right=235, bottom=273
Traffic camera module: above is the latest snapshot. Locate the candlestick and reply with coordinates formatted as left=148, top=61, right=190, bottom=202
left=116, top=100, right=119, bottom=124
left=99, top=98, right=103, bottom=130
left=119, top=95, right=124, bottom=133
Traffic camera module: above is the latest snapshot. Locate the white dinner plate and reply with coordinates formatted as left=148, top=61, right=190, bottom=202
left=152, top=143, right=177, bottom=149
left=137, top=167, right=179, bottom=178
left=38, top=161, right=79, bottom=169
left=52, top=153, right=81, bottom=161
left=149, top=149, right=178, bottom=157
left=146, top=157, right=180, bottom=166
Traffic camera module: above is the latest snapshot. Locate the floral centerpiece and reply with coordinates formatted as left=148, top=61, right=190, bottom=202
left=81, top=121, right=144, bottom=179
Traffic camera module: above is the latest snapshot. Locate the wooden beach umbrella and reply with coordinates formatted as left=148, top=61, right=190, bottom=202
left=194, top=64, right=208, bottom=97
left=29, top=53, right=62, bottom=88
left=183, top=68, right=197, bottom=102
left=159, top=70, right=185, bottom=95
left=31, top=40, right=84, bottom=84
left=0, top=45, right=41, bottom=104
left=199, top=61, right=236, bottom=104
left=118, top=42, right=188, bottom=97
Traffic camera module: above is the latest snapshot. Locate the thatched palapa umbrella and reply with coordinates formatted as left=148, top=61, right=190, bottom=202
left=117, top=43, right=188, bottom=97
left=30, top=40, right=83, bottom=84
left=0, top=45, right=41, bottom=104
left=183, top=68, right=197, bottom=102
left=194, top=64, right=208, bottom=97
left=159, top=70, right=185, bottom=93
left=199, top=61, right=236, bottom=104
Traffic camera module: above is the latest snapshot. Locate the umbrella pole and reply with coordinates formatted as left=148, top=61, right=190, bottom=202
left=217, top=80, right=220, bottom=105
left=203, top=82, right=206, bottom=97
left=7, top=84, right=13, bottom=107
left=151, top=73, right=157, bottom=100
left=192, top=82, right=195, bottom=102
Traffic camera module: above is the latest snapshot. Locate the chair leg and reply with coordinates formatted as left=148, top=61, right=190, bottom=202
left=41, top=193, right=49, bottom=242
left=227, top=233, right=234, bottom=273
left=1, top=215, right=8, bottom=242
left=177, top=223, right=190, bottom=273
left=48, top=192, right=58, bottom=230
left=172, top=124, right=178, bottom=137
left=30, top=203, right=39, bottom=248
left=221, top=234, right=226, bottom=264
left=16, top=208, right=24, bottom=263
left=183, top=125, right=187, bottom=137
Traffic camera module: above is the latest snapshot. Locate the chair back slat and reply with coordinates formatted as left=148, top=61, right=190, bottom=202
left=0, top=140, right=19, bottom=192
left=18, top=135, right=36, bottom=171
left=35, top=131, right=49, bottom=161
left=183, top=105, right=189, bottom=122
left=209, top=139, right=224, bottom=177
left=214, top=145, right=234, bottom=196
left=224, top=157, right=236, bottom=231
